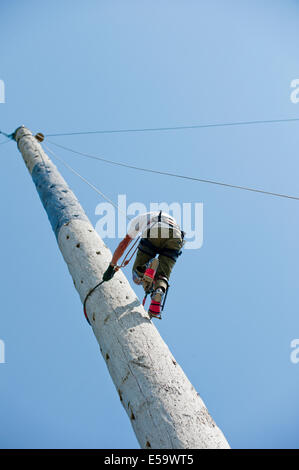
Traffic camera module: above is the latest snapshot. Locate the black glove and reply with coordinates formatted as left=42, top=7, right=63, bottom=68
left=103, top=264, right=116, bottom=282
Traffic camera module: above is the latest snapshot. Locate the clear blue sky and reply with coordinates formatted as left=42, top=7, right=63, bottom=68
left=1, top=0, right=299, bottom=449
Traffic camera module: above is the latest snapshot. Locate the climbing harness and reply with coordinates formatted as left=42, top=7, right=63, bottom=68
left=137, top=211, right=184, bottom=262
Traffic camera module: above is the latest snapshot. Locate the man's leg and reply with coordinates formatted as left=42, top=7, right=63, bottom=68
left=155, top=255, right=175, bottom=291
left=148, top=233, right=183, bottom=317
left=155, top=234, right=183, bottom=290
left=132, top=249, right=153, bottom=285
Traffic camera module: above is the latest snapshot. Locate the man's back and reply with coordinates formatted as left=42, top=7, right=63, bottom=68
left=127, top=211, right=181, bottom=240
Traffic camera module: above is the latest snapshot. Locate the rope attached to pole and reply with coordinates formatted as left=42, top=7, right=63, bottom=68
left=46, top=140, right=299, bottom=202
left=0, top=130, right=14, bottom=145
left=44, top=116, right=299, bottom=138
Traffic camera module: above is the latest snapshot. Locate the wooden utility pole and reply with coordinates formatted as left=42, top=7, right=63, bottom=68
left=14, top=125, right=230, bottom=449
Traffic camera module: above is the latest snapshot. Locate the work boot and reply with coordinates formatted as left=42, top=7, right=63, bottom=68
left=142, top=258, right=159, bottom=293
left=148, top=287, right=164, bottom=319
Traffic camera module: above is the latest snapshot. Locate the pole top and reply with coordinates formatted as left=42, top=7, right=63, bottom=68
left=13, top=127, right=45, bottom=144
left=13, top=125, right=31, bottom=143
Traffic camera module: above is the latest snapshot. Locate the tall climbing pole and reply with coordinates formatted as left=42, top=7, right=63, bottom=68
left=14, top=125, right=230, bottom=449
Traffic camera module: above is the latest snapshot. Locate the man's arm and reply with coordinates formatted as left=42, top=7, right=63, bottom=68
left=102, top=234, right=133, bottom=282
left=110, top=234, right=132, bottom=266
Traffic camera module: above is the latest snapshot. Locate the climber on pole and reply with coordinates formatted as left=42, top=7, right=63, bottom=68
left=103, top=211, right=184, bottom=319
